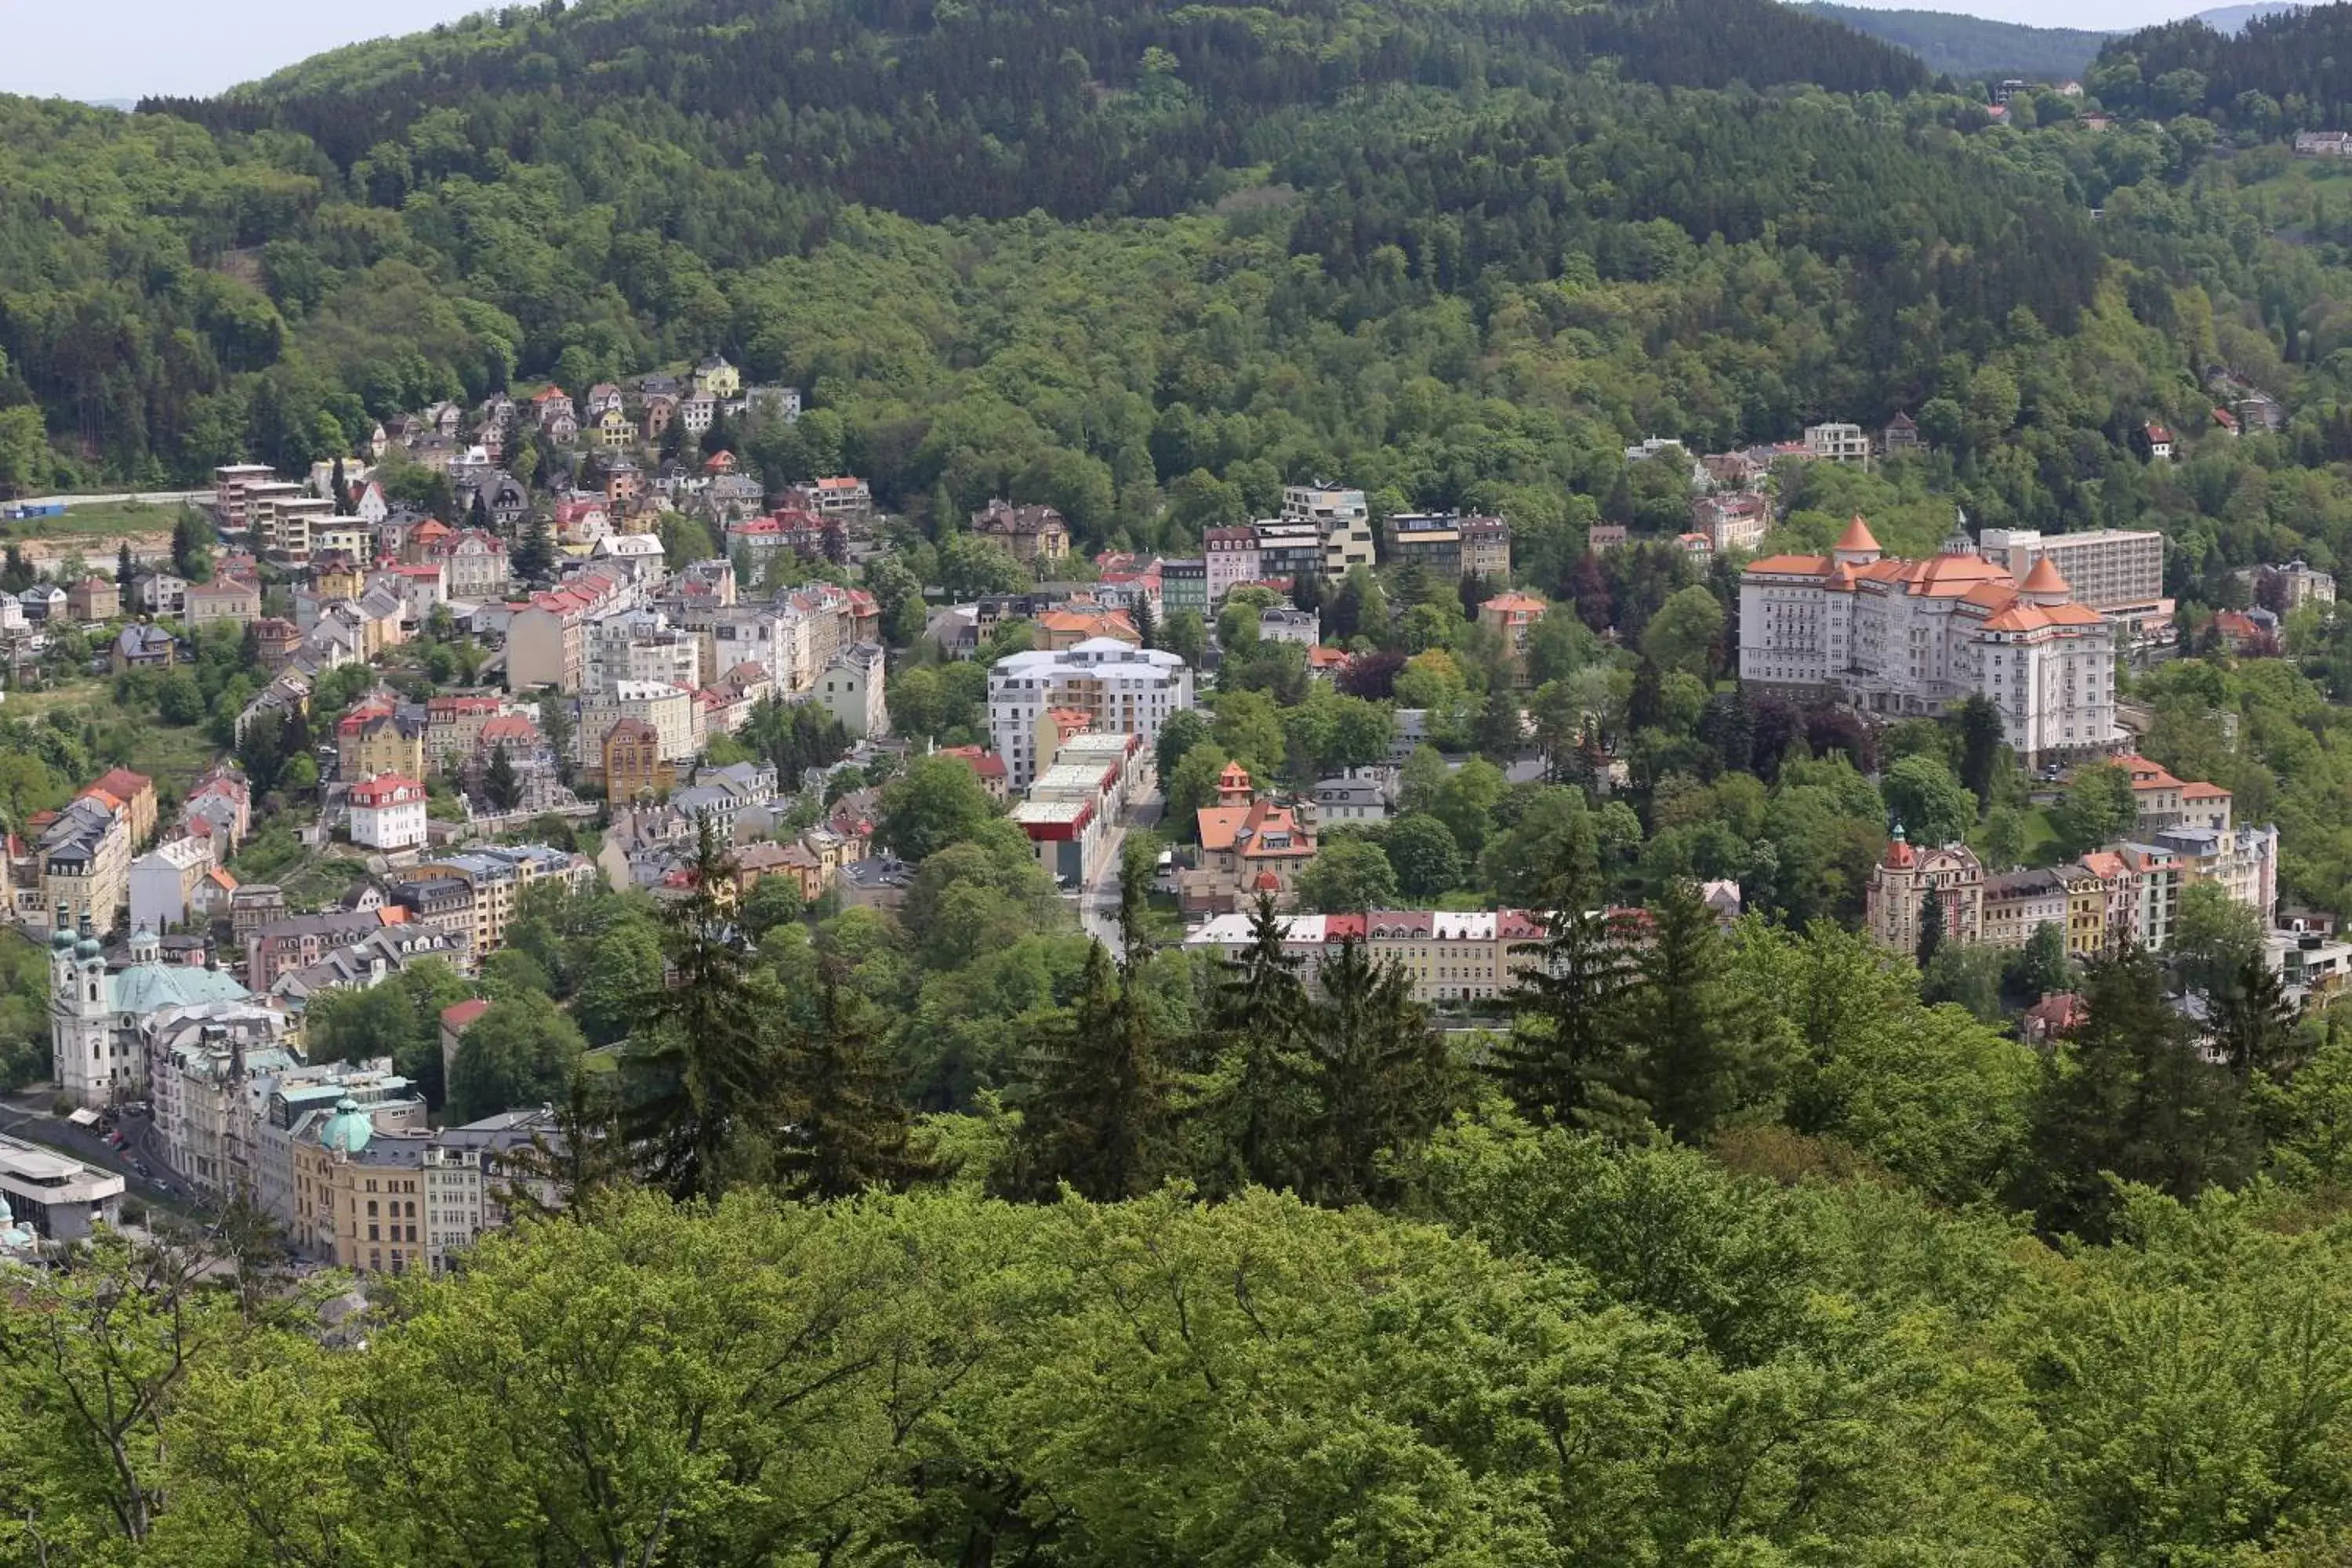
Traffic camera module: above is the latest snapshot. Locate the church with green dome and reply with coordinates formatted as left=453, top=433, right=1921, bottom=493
left=50, top=924, right=252, bottom=1109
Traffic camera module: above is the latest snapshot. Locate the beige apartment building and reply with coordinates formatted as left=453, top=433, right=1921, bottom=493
left=1978, top=528, right=2166, bottom=626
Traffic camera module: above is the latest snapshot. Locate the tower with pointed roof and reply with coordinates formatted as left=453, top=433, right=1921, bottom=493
left=1737, top=510, right=2117, bottom=767
left=1831, top=514, right=1881, bottom=568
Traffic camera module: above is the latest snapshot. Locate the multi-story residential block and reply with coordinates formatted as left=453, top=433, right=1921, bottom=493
left=1978, top=528, right=2166, bottom=628
left=578, top=680, right=698, bottom=767
left=1186, top=907, right=1563, bottom=1007
left=41, top=796, right=132, bottom=938
left=988, top=640, right=1195, bottom=789
left=1204, top=527, right=1261, bottom=601
left=1803, top=423, right=1873, bottom=463
left=1980, top=867, right=2068, bottom=951
left=336, top=699, right=426, bottom=782
left=1160, top=558, right=1207, bottom=616
left=1740, top=516, right=2117, bottom=765
left=1250, top=520, right=1324, bottom=587
left=290, top=1100, right=557, bottom=1276
left=244, top=909, right=402, bottom=993
left=184, top=576, right=262, bottom=627
left=1282, top=484, right=1377, bottom=579
left=348, top=774, right=429, bottom=852
left=1864, top=828, right=1987, bottom=953
left=129, top=838, right=215, bottom=933
left=1478, top=592, right=1548, bottom=688
left=971, top=500, right=1071, bottom=567
left=387, top=844, right=594, bottom=964
left=818, top=642, right=889, bottom=738
left=2245, top=559, right=2337, bottom=609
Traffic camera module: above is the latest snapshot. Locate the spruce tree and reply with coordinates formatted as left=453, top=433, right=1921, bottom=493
left=1305, top=936, right=1454, bottom=1206
left=1132, top=590, right=1158, bottom=651
left=1621, top=879, right=1766, bottom=1144
left=513, top=513, right=555, bottom=586
left=1192, top=891, right=1317, bottom=1194
left=2016, top=942, right=2257, bottom=1240
left=621, top=817, right=775, bottom=1200
left=773, top=964, right=923, bottom=1202
left=115, top=542, right=134, bottom=595
left=494, top=1064, right=632, bottom=1218
left=2211, top=953, right=2299, bottom=1088
left=1916, top=886, right=1946, bottom=970
left=331, top=456, right=353, bottom=515
left=483, top=742, right=522, bottom=811
left=1490, top=880, right=1639, bottom=1131
left=1012, top=938, right=1176, bottom=1202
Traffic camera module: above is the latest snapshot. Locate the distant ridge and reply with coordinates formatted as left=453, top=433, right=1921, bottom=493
left=2194, top=2, right=2305, bottom=35
left=1792, top=3, right=2110, bottom=78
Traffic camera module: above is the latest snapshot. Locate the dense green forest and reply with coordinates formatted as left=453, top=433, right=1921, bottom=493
left=1795, top=2, right=2111, bottom=80
left=2095, top=2, right=2352, bottom=127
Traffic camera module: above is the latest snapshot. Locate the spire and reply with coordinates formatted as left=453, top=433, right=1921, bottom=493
left=1940, top=506, right=1974, bottom=557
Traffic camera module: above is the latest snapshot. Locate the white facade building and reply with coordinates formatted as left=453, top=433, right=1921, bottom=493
left=348, top=774, right=430, bottom=851
left=129, top=837, right=216, bottom=933
left=1740, top=515, right=2118, bottom=764
left=988, top=638, right=1196, bottom=789
left=818, top=642, right=889, bottom=739
left=1978, top=528, right=2167, bottom=626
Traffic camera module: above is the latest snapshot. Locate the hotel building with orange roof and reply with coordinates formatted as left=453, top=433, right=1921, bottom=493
left=1739, top=513, right=2118, bottom=764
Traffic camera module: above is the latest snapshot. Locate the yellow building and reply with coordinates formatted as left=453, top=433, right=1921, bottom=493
left=596, top=406, right=634, bottom=450
left=314, top=560, right=366, bottom=600
left=2056, top=863, right=2109, bottom=956
left=693, top=354, right=741, bottom=399
left=336, top=701, right=425, bottom=782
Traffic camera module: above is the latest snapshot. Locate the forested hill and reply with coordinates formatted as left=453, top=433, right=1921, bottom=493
left=150, top=0, right=1927, bottom=222
left=2092, top=2, right=2352, bottom=127
left=1795, top=3, right=2110, bottom=80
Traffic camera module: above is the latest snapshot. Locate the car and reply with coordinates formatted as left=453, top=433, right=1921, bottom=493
left=132, top=1160, right=150, bottom=1176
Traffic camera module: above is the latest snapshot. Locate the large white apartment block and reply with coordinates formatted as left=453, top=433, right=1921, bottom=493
left=1978, top=528, right=2167, bottom=627
left=988, top=639, right=1195, bottom=789
left=1740, top=515, right=2118, bottom=764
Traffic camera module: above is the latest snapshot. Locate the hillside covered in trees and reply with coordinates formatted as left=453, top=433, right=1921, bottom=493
left=1795, top=2, right=2111, bottom=80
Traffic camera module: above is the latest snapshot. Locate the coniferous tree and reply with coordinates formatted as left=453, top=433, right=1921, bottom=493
left=114, top=542, right=134, bottom=597
left=773, top=963, right=923, bottom=1202
left=1621, top=879, right=1767, bottom=1143
left=2210, top=953, right=2299, bottom=1088
left=494, top=1064, right=631, bottom=1218
left=1131, top=590, right=1158, bottom=651
left=513, top=513, right=556, bottom=586
left=1305, top=936, right=1453, bottom=1206
left=1191, top=891, right=1316, bottom=1194
left=467, top=488, right=492, bottom=534
left=331, top=456, right=353, bottom=514
left=2016, top=942, right=2258, bottom=1240
left=1491, top=891, right=1640, bottom=1131
left=1472, top=683, right=1523, bottom=762
left=1953, top=695, right=2005, bottom=808
left=483, top=742, right=522, bottom=811
left=1916, top=887, right=1946, bottom=970
left=621, top=817, right=775, bottom=1200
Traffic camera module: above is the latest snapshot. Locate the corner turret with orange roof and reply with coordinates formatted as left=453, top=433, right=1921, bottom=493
left=1832, top=514, right=1882, bottom=567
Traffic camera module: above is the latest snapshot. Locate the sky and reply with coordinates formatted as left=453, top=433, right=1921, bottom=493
left=1833, top=0, right=2253, bottom=26
left=0, top=0, right=492, bottom=101
left=0, top=0, right=2284, bottom=101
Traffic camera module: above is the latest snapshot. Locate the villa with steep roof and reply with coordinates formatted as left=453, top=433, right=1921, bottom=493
left=1739, top=514, right=2118, bottom=764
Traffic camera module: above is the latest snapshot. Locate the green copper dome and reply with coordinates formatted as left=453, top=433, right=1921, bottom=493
left=74, top=936, right=102, bottom=961
left=318, top=1098, right=373, bottom=1155
left=49, top=928, right=74, bottom=953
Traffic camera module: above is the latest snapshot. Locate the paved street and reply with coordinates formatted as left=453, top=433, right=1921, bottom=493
left=1075, top=779, right=1165, bottom=958
left=11, top=489, right=211, bottom=511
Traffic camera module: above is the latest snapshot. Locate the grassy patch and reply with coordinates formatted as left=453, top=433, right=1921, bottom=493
left=0, top=500, right=194, bottom=544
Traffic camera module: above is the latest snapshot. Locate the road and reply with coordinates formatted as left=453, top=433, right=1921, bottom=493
left=0, top=1095, right=192, bottom=1210
left=11, top=490, right=212, bottom=511
left=1076, top=779, right=1166, bottom=958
